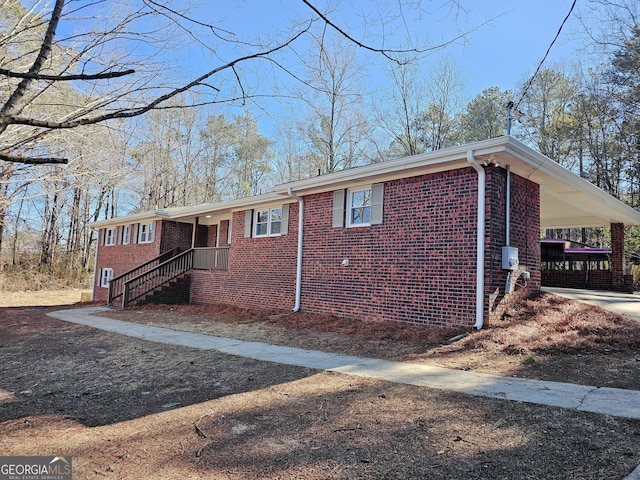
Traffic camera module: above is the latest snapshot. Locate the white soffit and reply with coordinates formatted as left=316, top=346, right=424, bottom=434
left=492, top=141, right=640, bottom=228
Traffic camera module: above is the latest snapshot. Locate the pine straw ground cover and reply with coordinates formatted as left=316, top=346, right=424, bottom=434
left=2, top=291, right=640, bottom=479
left=111, top=292, right=640, bottom=389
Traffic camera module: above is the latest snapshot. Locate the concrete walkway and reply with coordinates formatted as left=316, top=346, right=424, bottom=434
left=48, top=306, right=640, bottom=422
left=542, top=286, right=640, bottom=321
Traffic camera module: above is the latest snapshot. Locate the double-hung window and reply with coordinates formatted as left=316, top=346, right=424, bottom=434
left=254, top=207, right=282, bottom=237
left=138, top=222, right=155, bottom=243
left=100, top=268, right=114, bottom=288
left=104, top=228, right=117, bottom=246
left=333, top=183, right=384, bottom=228
left=244, top=205, right=289, bottom=238
left=122, top=225, right=131, bottom=244
left=347, top=188, right=372, bottom=227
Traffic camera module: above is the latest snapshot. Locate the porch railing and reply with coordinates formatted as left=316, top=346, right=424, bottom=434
left=116, top=247, right=230, bottom=308
left=122, top=249, right=195, bottom=308
left=108, top=247, right=181, bottom=305
left=193, top=246, right=230, bottom=270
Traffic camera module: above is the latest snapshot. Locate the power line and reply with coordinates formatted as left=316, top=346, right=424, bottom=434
left=513, top=0, right=577, bottom=112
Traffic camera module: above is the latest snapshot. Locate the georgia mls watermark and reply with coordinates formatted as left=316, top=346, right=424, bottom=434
left=0, top=456, right=72, bottom=480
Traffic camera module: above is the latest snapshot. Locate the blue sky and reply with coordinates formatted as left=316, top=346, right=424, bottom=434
left=440, top=0, right=584, bottom=95
left=194, top=0, right=586, bottom=97
left=46, top=0, right=591, bottom=140
left=178, top=0, right=590, bottom=135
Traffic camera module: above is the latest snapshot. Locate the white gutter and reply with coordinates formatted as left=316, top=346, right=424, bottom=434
left=467, top=150, right=486, bottom=330
left=286, top=188, right=304, bottom=312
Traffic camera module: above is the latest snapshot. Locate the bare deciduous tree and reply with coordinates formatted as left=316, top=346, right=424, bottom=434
left=1, top=0, right=475, bottom=165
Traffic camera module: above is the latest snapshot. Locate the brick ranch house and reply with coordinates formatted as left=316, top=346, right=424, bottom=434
left=91, top=136, right=640, bottom=329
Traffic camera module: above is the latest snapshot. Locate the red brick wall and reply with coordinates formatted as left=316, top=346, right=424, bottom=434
left=206, top=224, right=218, bottom=247
left=611, top=223, right=627, bottom=291
left=94, top=221, right=162, bottom=302
left=300, top=168, right=479, bottom=328
left=160, top=221, right=193, bottom=251
left=541, top=270, right=612, bottom=290
left=189, top=167, right=542, bottom=328
left=485, top=167, right=541, bottom=324
left=190, top=205, right=299, bottom=310
left=94, top=220, right=194, bottom=302
left=219, top=220, right=231, bottom=247
left=541, top=269, right=633, bottom=293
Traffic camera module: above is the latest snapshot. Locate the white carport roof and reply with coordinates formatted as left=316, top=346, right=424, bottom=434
left=92, top=136, right=640, bottom=230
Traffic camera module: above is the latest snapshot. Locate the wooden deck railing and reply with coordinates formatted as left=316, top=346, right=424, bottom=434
left=115, top=247, right=230, bottom=308
left=122, top=249, right=195, bottom=308
left=193, top=247, right=230, bottom=270
left=108, top=247, right=180, bottom=305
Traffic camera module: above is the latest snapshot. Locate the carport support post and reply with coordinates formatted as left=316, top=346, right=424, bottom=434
left=611, top=223, right=626, bottom=291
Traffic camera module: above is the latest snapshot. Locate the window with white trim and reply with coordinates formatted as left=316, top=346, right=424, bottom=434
left=138, top=222, right=155, bottom=243
left=100, top=268, right=114, bottom=287
left=122, top=225, right=131, bottom=245
left=254, top=207, right=282, bottom=237
left=244, top=205, right=289, bottom=238
left=347, top=187, right=372, bottom=227
left=332, top=183, right=384, bottom=228
left=104, top=227, right=117, bottom=246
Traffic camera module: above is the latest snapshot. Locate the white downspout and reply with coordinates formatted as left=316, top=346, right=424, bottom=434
left=286, top=188, right=304, bottom=312
left=91, top=228, right=100, bottom=302
left=467, top=150, right=486, bottom=330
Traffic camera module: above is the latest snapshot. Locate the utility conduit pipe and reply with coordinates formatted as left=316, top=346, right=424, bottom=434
left=505, top=165, right=511, bottom=246
left=505, top=165, right=514, bottom=294
left=287, top=188, right=304, bottom=312
left=467, top=150, right=486, bottom=330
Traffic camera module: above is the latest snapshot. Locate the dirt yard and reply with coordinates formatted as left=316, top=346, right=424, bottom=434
left=1, top=290, right=640, bottom=479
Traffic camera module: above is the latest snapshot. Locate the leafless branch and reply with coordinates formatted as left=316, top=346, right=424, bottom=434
left=301, top=0, right=488, bottom=64
left=0, top=0, right=65, bottom=134
left=0, top=68, right=135, bottom=81
left=4, top=26, right=311, bottom=131
left=0, top=153, right=68, bottom=165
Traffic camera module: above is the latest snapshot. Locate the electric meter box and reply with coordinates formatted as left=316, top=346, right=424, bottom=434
left=502, top=246, right=519, bottom=270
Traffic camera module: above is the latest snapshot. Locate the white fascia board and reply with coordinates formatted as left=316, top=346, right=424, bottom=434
left=90, top=210, right=161, bottom=229
left=272, top=137, right=515, bottom=195
left=159, top=193, right=295, bottom=220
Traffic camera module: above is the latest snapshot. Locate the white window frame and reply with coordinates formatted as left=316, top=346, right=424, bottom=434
left=122, top=225, right=131, bottom=245
left=104, top=227, right=117, bottom=246
left=253, top=207, right=282, bottom=238
left=346, top=187, right=372, bottom=227
left=100, top=268, right=114, bottom=288
left=138, top=222, right=155, bottom=243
